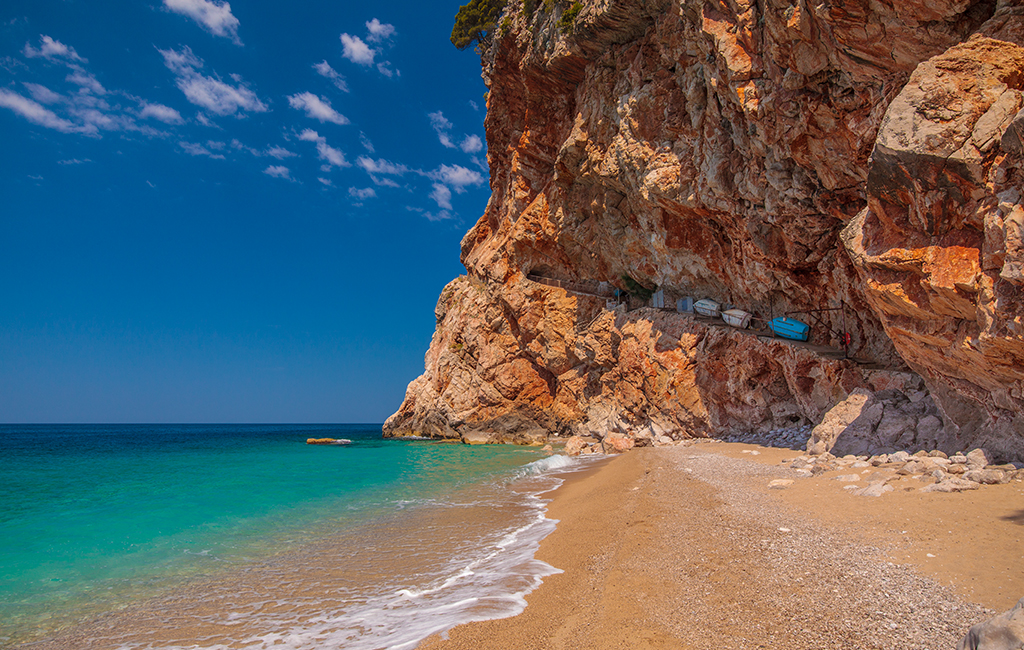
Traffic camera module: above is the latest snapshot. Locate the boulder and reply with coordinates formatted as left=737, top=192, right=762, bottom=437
left=564, top=435, right=587, bottom=457
left=964, top=469, right=1009, bottom=485
left=922, top=477, right=981, bottom=493
left=602, top=433, right=636, bottom=454
left=958, top=596, right=1024, bottom=650
left=968, top=448, right=992, bottom=470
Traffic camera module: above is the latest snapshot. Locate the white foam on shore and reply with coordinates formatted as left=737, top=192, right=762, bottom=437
left=112, top=453, right=591, bottom=650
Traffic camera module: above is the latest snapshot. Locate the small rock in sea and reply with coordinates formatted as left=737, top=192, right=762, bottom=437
left=768, top=479, right=794, bottom=489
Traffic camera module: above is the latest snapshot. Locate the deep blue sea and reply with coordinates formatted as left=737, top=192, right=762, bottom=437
left=0, top=424, right=590, bottom=649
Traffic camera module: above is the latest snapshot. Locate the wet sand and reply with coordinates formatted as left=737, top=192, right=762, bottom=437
left=420, top=442, right=1024, bottom=650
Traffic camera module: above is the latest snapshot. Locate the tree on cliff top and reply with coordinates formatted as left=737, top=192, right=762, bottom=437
left=451, top=0, right=506, bottom=49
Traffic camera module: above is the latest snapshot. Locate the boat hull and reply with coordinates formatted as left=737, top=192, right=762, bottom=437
left=722, top=309, right=751, bottom=329
left=768, top=318, right=810, bottom=342
left=693, top=299, right=721, bottom=318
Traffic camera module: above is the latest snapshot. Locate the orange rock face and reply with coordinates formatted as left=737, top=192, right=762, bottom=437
left=385, top=0, right=1024, bottom=459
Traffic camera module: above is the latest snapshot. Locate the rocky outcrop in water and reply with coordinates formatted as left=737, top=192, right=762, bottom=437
left=385, top=0, right=1024, bottom=461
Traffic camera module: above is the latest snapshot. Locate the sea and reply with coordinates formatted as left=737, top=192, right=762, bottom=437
left=0, top=424, right=597, bottom=649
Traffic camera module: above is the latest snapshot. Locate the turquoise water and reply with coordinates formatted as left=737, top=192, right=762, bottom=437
left=0, top=424, right=578, bottom=648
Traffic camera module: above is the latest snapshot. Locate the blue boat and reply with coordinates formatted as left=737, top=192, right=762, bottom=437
left=768, top=317, right=810, bottom=342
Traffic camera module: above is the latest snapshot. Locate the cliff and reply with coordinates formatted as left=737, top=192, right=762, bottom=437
left=385, top=0, right=1024, bottom=461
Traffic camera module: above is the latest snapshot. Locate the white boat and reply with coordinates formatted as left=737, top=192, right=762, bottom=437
left=693, top=298, right=721, bottom=318
left=722, top=308, right=752, bottom=329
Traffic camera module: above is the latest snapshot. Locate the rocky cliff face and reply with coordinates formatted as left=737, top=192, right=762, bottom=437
left=385, top=0, right=1024, bottom=460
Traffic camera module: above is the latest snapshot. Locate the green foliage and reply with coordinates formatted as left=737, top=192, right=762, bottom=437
left=451, top=0, right=507, bottom=50
left=523, top=0, right=536, bottom=14
left=500, top=15, right=512, bottom=32
left=543, top=0, right=556, bottom=12
left=557, top=1, right=582, bottom=33
left=621, top=275, right=656, bottom=302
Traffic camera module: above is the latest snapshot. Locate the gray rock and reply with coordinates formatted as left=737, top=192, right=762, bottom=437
left=856, top=482, right=894, bottom=497
left=951, top=453, right=969, bottom=464
left=958, top=596, right=1024, bottom=649
left=1001, top=107, right=1024, bottom=155
left=923, top=478, right=982, bottom=493
left=967, top=448, right=992, bottom=471
left=964, top=469, right=1008, bottom=485
left=889, top=451, right=912, bottom=464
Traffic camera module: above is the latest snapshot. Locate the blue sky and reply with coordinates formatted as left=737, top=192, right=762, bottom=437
left=0, top=0, right=490, bottom=423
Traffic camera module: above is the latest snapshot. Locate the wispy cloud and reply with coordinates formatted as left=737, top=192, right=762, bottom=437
left=428, top=110, right=483, bottom=154
left=348, top=186, right=376, bottom=200
left=140, top=102, right=184, bottom=124
left=429, top=183, right=452, bottom=210
left=287, top=92, right=348, bottom=125
left=429, top=163, right=484, bottom=191
left=266, top=145, right=297, bottom=159
left=318, top=177, right=334, bottom=187
left=428, top=111, right=455, bottom=148
left=163, top=0, right=242, bottom=44
left=0, top=88, right=91, bottom=134
left=23, top=35, right=84, bottom=62
left=356, top=156, right=409, bottom=176
left=359, top=132, right=374, bottom=153
left=66, top=70, right=105, bottom=94
left=159, top=46, right=267, bottom=116
left=313, top=61, right=348, bottom=92
left=58, top=158, right=92, bottom=165
left=263, top=165, right=293, bottom=180
left=298, top=128, right=349, bottom=170
left=180, top=140, right=225, bottom=158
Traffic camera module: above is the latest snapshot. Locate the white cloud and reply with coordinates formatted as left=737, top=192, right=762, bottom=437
left=428, top=110, right=455, bottom=148
left=58, top=158, right=92, bottom=165
left=22, top=83, right=63, bottom=104
left=365, top=18, right=395, bottom=42
left=23, top=35, right=84, bottom=62
left=297, top=129, right=349, bottom=170
left=359, top=132, right=374, bottom=152
left=318, top=177, right=334, bottom=187
left=66, top=70, right=105, bottom=94
left=408, top=206, right=454, bottom=222
left=140, top=102, right=184, bottom=124
left=349, top=187, right=376, bottom=200
left=287, top=92, right=348, bottom=125
left=356, top=156, right=409, bottom=176
left=163, top=0, right=241, bottom=44
left=313, top=61, right=348, bottom=92
left=0, top=88, right=92, bottom=134
left=159, top=46, right=266, bottom=116
left=429, top=183, right=452, bottom=210
left=180, top=140, right=225, bottom=158
left=469, top=100, right=479, bottom=111
left=263, top=165, right=292, bottom=180
left=430, top=163, right=484, bottom=191
left=340, top=34, right=374, bottom=65
left=460, top=134, right=483, bottom=153
left=340, top=22, right=399, bottom=76
left=266, top=145, right=297, bottom=159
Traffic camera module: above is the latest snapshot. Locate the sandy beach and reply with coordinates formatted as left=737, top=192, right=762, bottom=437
left=420, top=443, right=1024, bottom=650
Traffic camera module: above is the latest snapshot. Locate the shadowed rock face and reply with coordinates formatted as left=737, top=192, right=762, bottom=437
left=385, top=0, right=1024, bottom=460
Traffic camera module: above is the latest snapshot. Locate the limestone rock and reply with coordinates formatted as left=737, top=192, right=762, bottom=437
left=565, top=435, right=587, bottom=456
left=602, top=433, right=636, bottom=454
left=382, top=0, right=1022, bottom=461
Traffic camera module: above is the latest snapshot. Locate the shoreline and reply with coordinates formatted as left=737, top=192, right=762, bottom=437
left=419, top=443, right=1023, bottom=649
